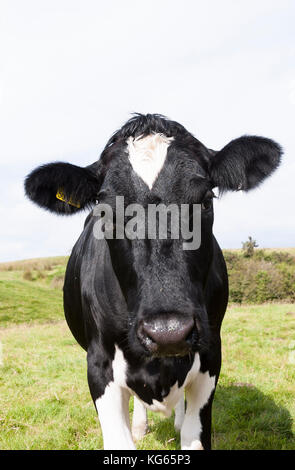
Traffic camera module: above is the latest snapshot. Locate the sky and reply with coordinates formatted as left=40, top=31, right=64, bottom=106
left=0, top=0, right=294, bottom=262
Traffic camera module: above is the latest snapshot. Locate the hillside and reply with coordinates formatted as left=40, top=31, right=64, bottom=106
left=0, top=248, right=294, bottom=327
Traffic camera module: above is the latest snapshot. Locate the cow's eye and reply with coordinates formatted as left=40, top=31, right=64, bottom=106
left=201, top=191, right=215, bottom=211
left=201, top=199, right=212, bottom=210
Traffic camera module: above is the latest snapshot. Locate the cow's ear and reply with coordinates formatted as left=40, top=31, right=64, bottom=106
left=25, top=161, right=103, bottom=214
left=209, top=136, right=282, bottom=192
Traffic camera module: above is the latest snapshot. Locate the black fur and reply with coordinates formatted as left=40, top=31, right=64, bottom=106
left=210, top=135, right=282, bottom=192
left=105, top=113, right=189, bottom=142
left=24, top=162, right=101, bottom=214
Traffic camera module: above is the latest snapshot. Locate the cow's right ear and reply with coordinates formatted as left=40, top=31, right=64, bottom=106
left=24, top=161, right=103, bottom=214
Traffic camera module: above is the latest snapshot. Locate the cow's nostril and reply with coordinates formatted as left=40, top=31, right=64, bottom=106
left=137, top=322, right=158, bottom=352
left=138, top=316, right=195, bottom=356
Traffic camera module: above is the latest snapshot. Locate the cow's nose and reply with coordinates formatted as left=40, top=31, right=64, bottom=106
left=138, top=316, right=195, bottom=356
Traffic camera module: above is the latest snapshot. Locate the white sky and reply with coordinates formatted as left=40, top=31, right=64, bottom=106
left=0, top=0, right=294, bottom=261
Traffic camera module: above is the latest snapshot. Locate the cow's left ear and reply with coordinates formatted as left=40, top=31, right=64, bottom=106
left=25, top=161, right=103, bottom=214
left=209, top=136, right=282, bottom=192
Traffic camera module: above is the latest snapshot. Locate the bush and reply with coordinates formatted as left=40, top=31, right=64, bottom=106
left=225, top=250, right=295, bottom=303
left=242, top=236, right=259, bottom=257
left=23, top=269, right=33, bottom=281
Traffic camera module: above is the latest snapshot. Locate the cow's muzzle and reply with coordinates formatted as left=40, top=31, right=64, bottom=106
left=137, top=314, right=195, bottom=357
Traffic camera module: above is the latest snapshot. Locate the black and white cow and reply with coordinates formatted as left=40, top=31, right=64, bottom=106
left=25, top=114, right=282, bottom=450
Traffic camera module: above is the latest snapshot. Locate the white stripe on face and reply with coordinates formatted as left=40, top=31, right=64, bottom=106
left=127, top=133, right=173, bottom=189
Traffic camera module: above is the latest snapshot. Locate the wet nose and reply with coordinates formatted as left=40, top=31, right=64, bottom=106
left=138, top=315, right=195, bottom=356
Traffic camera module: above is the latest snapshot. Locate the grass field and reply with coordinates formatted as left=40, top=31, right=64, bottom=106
left=0, top=257, right=295, bottom=450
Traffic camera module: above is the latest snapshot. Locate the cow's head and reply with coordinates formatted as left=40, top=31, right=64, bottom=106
left=25, top=114, right=282, bottom=358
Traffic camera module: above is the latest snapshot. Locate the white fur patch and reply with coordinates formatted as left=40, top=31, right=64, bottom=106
left=180, top=369, right=216, bottom=450
left=95, top=345, right=215, bottom=450
left=95, top=346, right=135, bottom=450
left=174, top=397, right=185, bottom=431
left=132, top=396, right=147, bottom=442
left=137, top=353, right=201, bottom=418
left=148, top=382, right=183, bottom=417
left=127, top=133, right=173, bottom=189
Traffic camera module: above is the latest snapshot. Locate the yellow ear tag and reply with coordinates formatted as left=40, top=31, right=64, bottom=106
left=56, top=189, right=81, bottom=208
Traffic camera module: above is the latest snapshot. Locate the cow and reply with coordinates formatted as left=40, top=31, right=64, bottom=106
left=24, top=113, right=282, bottom=450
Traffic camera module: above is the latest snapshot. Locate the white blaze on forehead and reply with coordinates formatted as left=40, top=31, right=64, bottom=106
left=127, top=133, right=174, bottom=189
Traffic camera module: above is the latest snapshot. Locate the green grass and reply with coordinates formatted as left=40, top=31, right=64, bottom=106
left=0, top=256, right=294, bottom=449
left=0, top=257, right=67, bottom=326
left=215, top=303, right=295, bottom=449
left=0, top=276, right=64, bottom=326
left=0, top=305, right=294, bottom=449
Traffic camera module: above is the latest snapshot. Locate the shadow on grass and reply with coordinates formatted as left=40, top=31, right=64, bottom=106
left=146, top=413, right=180, bottom=450
left=145, top=384, right=293, bottom=450
left=213, top=383, right=294, bottom=450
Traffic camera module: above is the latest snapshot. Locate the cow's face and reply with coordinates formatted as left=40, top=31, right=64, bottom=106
left=25, top=114, right=282, bottom=358
left=96, top=134, right=216, bottom=358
